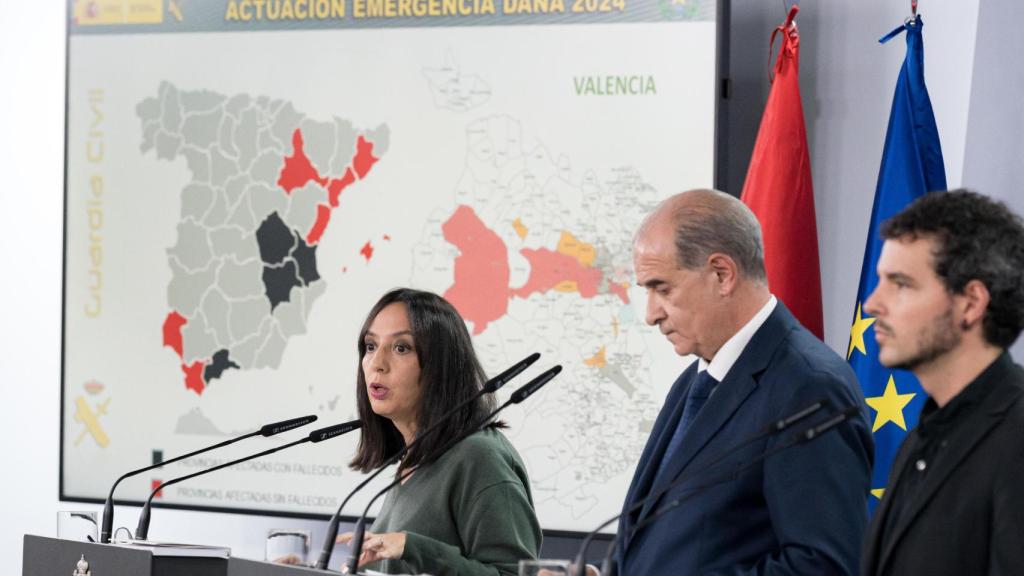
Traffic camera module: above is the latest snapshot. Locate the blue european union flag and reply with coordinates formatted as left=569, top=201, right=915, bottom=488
left=847, top=15, right=946, bottom=514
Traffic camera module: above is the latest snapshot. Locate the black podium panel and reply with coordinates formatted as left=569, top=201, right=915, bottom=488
left=23, top=535, right=227, bottom=576
left=228, top=557, right=332, bottom=575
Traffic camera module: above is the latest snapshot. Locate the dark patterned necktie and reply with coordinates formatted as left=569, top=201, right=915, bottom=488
left=654, top=370, right=718, bottom=481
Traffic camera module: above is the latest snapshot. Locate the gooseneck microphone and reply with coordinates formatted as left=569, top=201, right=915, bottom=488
left=134, top=420, right=361, bottom=540
left=345, top=365, right=563, bottom=575
left=313, top=352, right=541, bottom=570
left=571, top=400, right=832, bottom=575
left=595, top=404, right=861, bottom=576
left=99, top=414, right=317, bottom=543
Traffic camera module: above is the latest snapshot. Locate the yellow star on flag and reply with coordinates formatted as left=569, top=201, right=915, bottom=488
left=871, top=488, right=886, bottom=500
left=847, top=303, right=876, bottom=360
left=865, top=375, right=916, bottom=433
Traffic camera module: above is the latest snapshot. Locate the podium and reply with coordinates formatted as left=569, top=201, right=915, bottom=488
left=227, top=558, right=333, bottom=575
left=21, top=535, right=344, bottom=576
left=22, top=535, right=227, bottom=576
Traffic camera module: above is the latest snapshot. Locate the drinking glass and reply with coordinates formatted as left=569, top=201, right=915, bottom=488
left=519, top=559, right=572, bottom=576
left=56, top=511, right=98, bottom=542
left=265, top=529, right=311, bottom=566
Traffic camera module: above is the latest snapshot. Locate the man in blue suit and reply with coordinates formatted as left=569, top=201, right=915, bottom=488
left=617, top=189, right=873, bottom=575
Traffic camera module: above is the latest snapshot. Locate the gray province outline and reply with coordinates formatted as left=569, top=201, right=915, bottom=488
left=422, top=51, right=492, bottom=113
left=411, top=114, right=661, bottom=519
left=138, top=81, right=389, bottom=407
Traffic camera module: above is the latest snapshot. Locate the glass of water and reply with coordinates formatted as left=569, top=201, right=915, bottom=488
left=265, top=529, right=311, bottom=566
left=519, top=559, right=572, bottom=576
left=56, top=511, right=98, bottom=542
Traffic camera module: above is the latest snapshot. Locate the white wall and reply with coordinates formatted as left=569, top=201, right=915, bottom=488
left=959, top=0, right=1024, bottom=362
left=805, top=0, right=980, bottom=355
left=724, top=0, right=981, bottom=355
left=3, top=0, right=1017, bottom=571
left=2, top=0, right=68, bottom=569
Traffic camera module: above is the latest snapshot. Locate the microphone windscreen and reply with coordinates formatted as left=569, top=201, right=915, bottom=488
left=260, top=414, right=318, bottom=437
left=483, top=352, right=541, bottom=393
left=510, top=365, right=562, bottom=404
left=309, top=420, right=363, bottom=442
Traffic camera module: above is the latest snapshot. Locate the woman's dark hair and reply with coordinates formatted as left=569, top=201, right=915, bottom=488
left=349, top=288, right=502, bottom=474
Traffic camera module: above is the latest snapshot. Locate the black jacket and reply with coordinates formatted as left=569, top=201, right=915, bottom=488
left=861, top=353, right=1024, bottom=576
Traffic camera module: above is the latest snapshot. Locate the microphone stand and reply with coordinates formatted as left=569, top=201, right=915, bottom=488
left=99, top=414, right=318, bottom=543
left=344, top=365, right=562, bottom=574
left=313, top=352, right=542, bottom=570
left=571, top=400, right=831, bottom=575
left=135, top=420, right=361, bottom=540
left=597, top=405, right=859, bottom=576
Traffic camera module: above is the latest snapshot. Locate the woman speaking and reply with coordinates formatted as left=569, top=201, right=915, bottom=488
left=338, top=288, right=542, bottom=575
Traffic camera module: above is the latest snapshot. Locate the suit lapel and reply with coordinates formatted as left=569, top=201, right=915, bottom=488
left=630, top=305, right=796, bottom=533
left=863, top=431, right=918, bottom=575
left=631, top=370, right=759, bottom=529
left=624, top=367, right=696, bottom=529
left=876, top=375, right=1023, bottom=573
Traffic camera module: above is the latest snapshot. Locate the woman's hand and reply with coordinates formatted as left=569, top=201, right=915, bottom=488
left=335, top=531, right=407, bottom=569
left=270, top=553, right=304, bottom=566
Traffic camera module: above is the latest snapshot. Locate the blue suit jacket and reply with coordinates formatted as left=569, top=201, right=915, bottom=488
left=617, top=304, right=874, bottom=576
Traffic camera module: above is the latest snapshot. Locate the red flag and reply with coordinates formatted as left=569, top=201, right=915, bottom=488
left=740, top=5, right=823, bottom=339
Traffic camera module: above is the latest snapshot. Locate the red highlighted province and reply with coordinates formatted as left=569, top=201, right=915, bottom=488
left=327, top=168, right=355, bottom=208
left=442, top=205, right=511, bottom=335
left=609, top=281, right=630, bottom=305
left=307, top=204, right=331, bottom=245
left=353, top=136, right=379, bottom=179
left=276, top=128, right=382, bottom=245
left=277, top=129, right=326, bottom=194
left=162, top=311, right=187, bottom=357
left=163, top=310, right=210, bottom=396
left=360, top=241, right=375, bottom=262
left=440, top=210, right=631, bottom=336
left=512, top=248, right=604, bottom=299
left=182, top=361, right=207, bottom=395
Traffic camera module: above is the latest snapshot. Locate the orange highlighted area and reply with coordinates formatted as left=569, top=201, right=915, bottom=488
left=584, top=347, right=608, bottom=368
left=442, top=208, right=630, bottom=335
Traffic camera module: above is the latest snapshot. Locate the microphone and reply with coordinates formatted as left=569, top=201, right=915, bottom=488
left=134, top=420, right=360, bottom=540
left=344, top=365, right=563, bottom=575
left=485, top=352, right=542, bottom=393
left=596, top=404, right=860, bottom=576
left=571, top=400, right=831, bottom=575
left=99, top=414, right=317, bottom=543
left=313, top=352, right=542, bottom=570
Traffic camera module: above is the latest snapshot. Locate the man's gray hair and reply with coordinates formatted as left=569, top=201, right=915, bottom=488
left=667, top=189, right=767, bottom=283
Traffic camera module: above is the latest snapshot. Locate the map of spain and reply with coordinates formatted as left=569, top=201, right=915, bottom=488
left=138, top=82, right=389, bottom=395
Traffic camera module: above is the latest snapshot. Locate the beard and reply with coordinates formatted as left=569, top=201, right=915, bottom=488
left=888, top=305, right=962, bottom=371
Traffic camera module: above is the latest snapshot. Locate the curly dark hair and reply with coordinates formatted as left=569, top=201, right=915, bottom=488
left=349, top=288, right=502, bottom=474
left=881, top=189, right=1024, bottom=348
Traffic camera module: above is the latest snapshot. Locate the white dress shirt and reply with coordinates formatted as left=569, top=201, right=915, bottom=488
left=697, top=295, right=778, bottom=383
